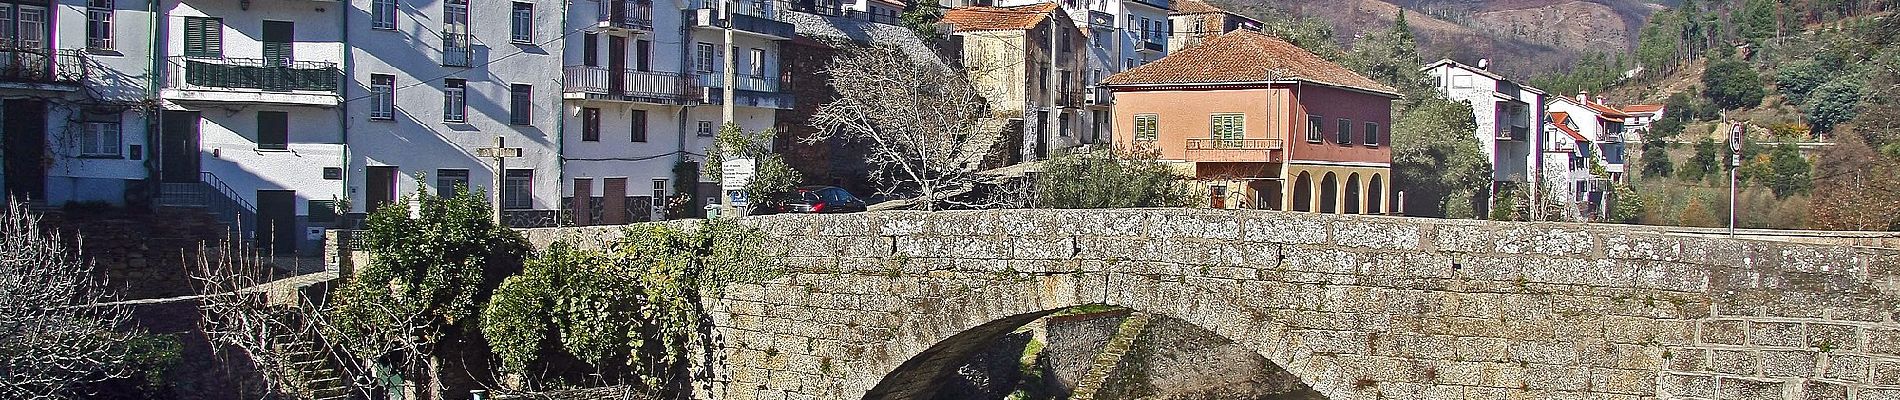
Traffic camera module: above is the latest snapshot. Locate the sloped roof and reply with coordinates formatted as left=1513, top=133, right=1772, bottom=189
left=1171, top=0, right=1227, bottom=14
left=1550, top=112, right=1588, bottom=142
left=783, top=10, right=948, bottom=69
left=941, top=3, right=1060, bottom=32
left=1101, top=30, right=1397, bottom=96
left=1622, top=104, right=1663, bottom=114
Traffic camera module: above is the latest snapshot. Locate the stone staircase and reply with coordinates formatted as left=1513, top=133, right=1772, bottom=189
left=1068, top=312, right=1152, bottom=400
left=270, top=319, right=353, bottom=400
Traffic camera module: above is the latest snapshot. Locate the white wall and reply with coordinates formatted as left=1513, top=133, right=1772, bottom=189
left=163, top=0, right=345, bottom=64
left=195, top=107, right=346, bottom=215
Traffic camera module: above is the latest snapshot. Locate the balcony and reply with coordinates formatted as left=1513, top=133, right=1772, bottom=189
left=1139, top=37, right=1165, bottom=52
left=562, top=66, right=697, bottom=105
left=1085, top=86, right=1111, bottom=105
left=161, top=56, right=341, bottom=107
left=0, top=48, right=87, bottom=88
left=1186, top=138, right=1284, bottom=163
left=688, top=0, right=796, bottom=40
left=1496, top=125, right=1528, bottom=141
left=698, top=72, right=793, bottom=110
left=1086, top=10, right=1112, bottom=30
left=596, top=0, right=654, bottom=32
left=443, top=35, right=474, bottom=67
left=1059, top=88, right=1085, bottom=108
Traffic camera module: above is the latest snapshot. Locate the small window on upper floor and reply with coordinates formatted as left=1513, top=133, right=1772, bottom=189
left=1364, top=122, right=1380, bottom=146
left=371, top=0, right=397, bottom=30
left=1305, top=115, right=1323, bottom=143
left=85, top=0, right=112, bottom=50
left=510, top=2, right=534, bottom=43
left=1133, top=114, right=1158, bottom=141
left=1335, top=118, right=1353, bottom=145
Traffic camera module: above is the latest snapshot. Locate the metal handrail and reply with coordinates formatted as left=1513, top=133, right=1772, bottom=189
left=562, top=65, right=697, bottom=101
left=0, top=47, right=87, bottom=83
left=1186, top=138, right=1284, bottom=150
left=203, top=171, right=258, bottom=216
left=598, top=0, right=654, bottom=30
left=698, top=72, right=779, bottom=93
left=169, top=56, right=341, bottom=92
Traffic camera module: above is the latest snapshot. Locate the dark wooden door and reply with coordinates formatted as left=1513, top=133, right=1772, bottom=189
left=159, top=110, right=202, bottom=183
left=366, top=166, right=397, bottom=214
left=255, top=190, right=296, bottom=254
left=608, top=36, right=627, bottom=95
left=2, top=99, right=46, bottom=200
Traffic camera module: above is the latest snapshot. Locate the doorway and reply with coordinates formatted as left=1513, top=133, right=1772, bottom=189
left=255, top=190, right=296, bottom=254
left=2, top=99, right=47, bottom=200
left=160, top=110, right=202, bottom=183
left=365, top=166, right=398, bottom=214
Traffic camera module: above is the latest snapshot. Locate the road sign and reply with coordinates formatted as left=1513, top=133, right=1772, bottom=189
left=720, top=158, right=756, bottom=191
left=728, top=190, right=749, bottom=207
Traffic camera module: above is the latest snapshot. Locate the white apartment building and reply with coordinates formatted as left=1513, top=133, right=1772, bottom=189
left=991, top=0, right=1169, bottom=144
left=1544, top=111, right=1600, bottom=220
left=155, top=0, right=346, bottom=254
left=345, top=0, right=565, bottom=227
left=2, top=0, right=154, bottom=207
left=1422, top=59, right=1547, bottom=209
left=1165, top=0, right=1257, bottom=50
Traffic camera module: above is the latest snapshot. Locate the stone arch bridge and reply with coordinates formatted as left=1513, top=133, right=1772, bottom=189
left=523, top=209, right=1900, bottom=400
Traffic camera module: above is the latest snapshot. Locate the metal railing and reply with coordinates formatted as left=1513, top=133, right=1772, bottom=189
left=689, top=0, right=777, bottom=19
left=563, top=65, right=697, bottom=103
left=1496, top=125, right=1528, bottom=141
left=169, top=56, right=340, bottom=92
left=157, top=171, right=259, bottom=240
left=597, top=0, right=654, bottom=31
left=1059, top=88, right=1085, bottom=108
left=0, top=48, right=87, bottom=84
left=698, top=72, right=779, bottom=93
left=1086, top=86, right=1112, bottom=105
left=1187, top=138, right=1284, bottom=150
left=443, top=36, right=474, bottom=67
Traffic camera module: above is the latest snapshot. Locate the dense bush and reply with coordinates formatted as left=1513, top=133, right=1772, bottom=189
left=1702, top=57, right=1766, bottom=110
left=1806, top=77, right=1865, bottom=134
left=1033, top=148, right=1192, bottom=209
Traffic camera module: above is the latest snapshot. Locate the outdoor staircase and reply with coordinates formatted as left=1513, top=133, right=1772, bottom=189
left=158, top=171, right=256, bottom=244
left=273, top=329, right=353, bottom=400
left=1068, top=312, right=1153, bottom=400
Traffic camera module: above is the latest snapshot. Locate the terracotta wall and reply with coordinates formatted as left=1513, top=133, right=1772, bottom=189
left=1285, top=83, right=1394, bottom=165
left=1109, top=87, right=1285, bottom=161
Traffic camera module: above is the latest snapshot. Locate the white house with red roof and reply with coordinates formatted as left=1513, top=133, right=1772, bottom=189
left=1422, top=59, right=1548, bottom=212
left=1544, top=111, right=1605, bottom=220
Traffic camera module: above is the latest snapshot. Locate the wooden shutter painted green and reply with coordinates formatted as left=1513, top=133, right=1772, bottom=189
left=183, top=17, right=221, bottom=58
left=261, top=21, right=292, bottom=63
left=257, top=111, right=288, bottom=150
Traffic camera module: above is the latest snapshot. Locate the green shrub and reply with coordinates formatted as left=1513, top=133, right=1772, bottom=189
left=1033, top=148, right=1191, bottom=209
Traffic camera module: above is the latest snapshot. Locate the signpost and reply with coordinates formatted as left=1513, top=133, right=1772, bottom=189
left=721, top=158, right=756, bottom=214
left=1728, top=123, right=1743, bottom=237
left=476, top=136, right=523, bottom=225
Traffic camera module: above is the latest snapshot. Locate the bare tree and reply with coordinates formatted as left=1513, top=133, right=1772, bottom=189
left=809, top=44, right=1006, bottom=210
left=0, top=199, right=138, bottom=398
left=194, top=242, right=380, bottom=400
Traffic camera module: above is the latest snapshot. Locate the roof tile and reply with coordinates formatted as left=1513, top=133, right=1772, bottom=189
left=1101, top=31, right=1397, bottom=95
left=942, top=3, right=1060, bottom=32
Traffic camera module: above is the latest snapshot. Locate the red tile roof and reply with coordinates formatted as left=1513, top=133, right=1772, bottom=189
left=1101, top=31, right=1398, bottom=96
left=1171, top=0, right=1227, bottom=14
left=1621, top=104, right=1663, bottom=114
left=941, top=3, right=1060, bottom=32
left=1550, top=112, right=1588, bottom=142
left=1582, top=101, right=1631, bottom=119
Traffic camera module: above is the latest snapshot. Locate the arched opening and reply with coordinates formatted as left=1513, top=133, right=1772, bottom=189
left=1368, top=174, right=1384, bottom=215
left=1344, top=173, right=1362, bottom=214
left=1291, top=172, right=1312, bottom=212
left=1319, top=172, right=1338, bottom=214
left=864, top=304, right=1326, bottom=400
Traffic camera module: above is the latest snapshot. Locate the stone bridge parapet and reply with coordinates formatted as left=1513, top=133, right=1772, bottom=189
left=523, top=209, right=1900, bottom=400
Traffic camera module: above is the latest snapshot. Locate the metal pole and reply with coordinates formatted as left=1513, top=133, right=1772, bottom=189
left=721, top=0, right=736, bottom=125
left=1728, top=122, right=1740, bottom=237
left=493, top=136, right=506, bottom=225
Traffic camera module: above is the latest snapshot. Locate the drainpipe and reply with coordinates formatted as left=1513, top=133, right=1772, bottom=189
left=554, top=0, right=568, bottom=226
left=338, top=0, right=352, bottom=217
left=145, top=0, right=162, bottom=208
left=675, top=1, right=694, bottom=219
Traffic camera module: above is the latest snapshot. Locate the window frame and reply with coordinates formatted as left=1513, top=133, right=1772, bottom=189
left=510, top=2, right=533, bottom=44
left=580, top=107, right=601, bottom=141
left=1363, top=122, right=1379, bottom=146
left=182, top=16, right=222, bottom=58
left=443, top=78, right=467, bottom=123
left=257, top=111, right=289, bottom=150
left=436, top=168, right=470, bottom=197
left=78, top=110, right=121, bottom=157
left=696, top=120, right=714, bottom=137
left=695, top=42, right=715, bottom=73
left=508, top=83, right=532, bottom=125
left=1132, top=113, right=1158, bottom=141
left=1335, top=118, right=1352, bottom=145
left=369, top=74, right=396, bottom=120
left=630, top=109, right=648, bottom=142
left=371, top=0, right=397, bottom=30
left=1210, top=113, right=1244, bottom=142
left=15, top=5, right=43, bottom=48
left=1305, top=114, right=1323, bottom=143
left=85, top=0, right=112, bottom=50
left=501, top=169, right=533, bottom=210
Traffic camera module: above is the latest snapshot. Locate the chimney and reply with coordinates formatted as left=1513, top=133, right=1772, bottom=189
left=1477, top=58, right=1490, bottom=70
left=1577, top=91, right=1589, bottom=104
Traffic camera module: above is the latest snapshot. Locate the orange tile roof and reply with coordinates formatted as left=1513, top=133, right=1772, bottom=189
left=1550, top=112, right=1588, bottom=142
left=1101, top=31, right=1398, bottom=96
left=1171, top=0, right=1227, bottom=14
left=1582, top=101, right=1631, bottom=119
left=1621, top=104, right=1663, bottom=114
left=941, top=3, right=1060, bottom=32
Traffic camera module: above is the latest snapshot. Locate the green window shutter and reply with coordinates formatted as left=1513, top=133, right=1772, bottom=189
left=261, top=21, right=293, bottom=63
left=257, top=111, right=287, bottom=150
left=183, top=17, right=221, bottom=58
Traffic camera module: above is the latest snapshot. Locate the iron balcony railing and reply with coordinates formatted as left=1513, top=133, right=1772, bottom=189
left=563, top=65, right=697, bottom=103
left=443, top=35, right=474, bottom=67
left=170, top=56, right=340, bottom=92
left=1496, top=125, right=1529, bottom=141
left=1086, top=86, right=1111, bottom=105
left=0, top=48, right=87, bottom=84
left=597, top=0, right=654, bottom=31
left=1141, top=36, right=1165, bottom=52
left=1059, top=88, right=1085, bottom=108
left=698, top=72, right=779, bottom=93
left=1187, top=138, right=1284, bottom=150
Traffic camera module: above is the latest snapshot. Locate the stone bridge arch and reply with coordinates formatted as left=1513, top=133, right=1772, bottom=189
left=526, top=209, right=1900, bottom=400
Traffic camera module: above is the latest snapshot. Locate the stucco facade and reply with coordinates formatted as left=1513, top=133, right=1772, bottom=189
left=948, top=6, right=1091, bottom=161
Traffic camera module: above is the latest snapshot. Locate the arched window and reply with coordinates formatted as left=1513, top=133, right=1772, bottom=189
left=1345, top=173, right=1362, bottom=214
left=1292, top=172, right=1312, bottom=212
left=1319, top=172, right=1338, bottom=214
left=1368, top=174, right=1385, bottom=214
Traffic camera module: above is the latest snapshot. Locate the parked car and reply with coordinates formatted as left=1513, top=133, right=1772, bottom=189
left=770, top=186, right=867, bottom=214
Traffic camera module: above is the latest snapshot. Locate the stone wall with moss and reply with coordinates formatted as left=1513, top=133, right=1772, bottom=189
left=522, top=209, right=1900, bottom=400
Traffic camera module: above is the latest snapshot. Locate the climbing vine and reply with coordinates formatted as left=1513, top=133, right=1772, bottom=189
left=482, top=218, right=781, bottom=392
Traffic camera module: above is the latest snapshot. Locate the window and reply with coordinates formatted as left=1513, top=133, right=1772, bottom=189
left=443, top=78, right=466, bottom=122
left=509, top=84, right=532, bottom=125
left=1210, top=113, right=1244, bottom=142
left=261, top=21, right=293, bottom=64
left=580, top=107, right=601, bottom=141
left=1194, top=17, right=1204, bottom=35
left=748, top=48, right=764, bottom=76
left=182, top=17, right=221, bottom=58
left=86, top=0, right=111, bottom=50
left=1060, top=28, right=1070, bottom=53
left=12, top=5, right=43, bottom=48
left=636, top=40, right=652, bottom=71
left=369, top=74, right=395, bottom=120
left=371, top=0, right=397, bottom=30
left=1133, top=114, right=1157, bottom=141
left=436, top=169, right=470, bottom=197
left=502, top=169, right=533, bottom=209
left=651, top=178, right=667, bottom=204
left=308, top=200, right=337, bottom=223
left=1058, top=113, right=1070, bottom=137
left=79, top=110, right=121, bottom=157
left=1124, top=58, right=1134, bottom=70
left=443, top=0, right=470, bottom=66
left=583, top=34, right=599, bottom=66
left=630, top=110, right=648, bottom=142
left=697, top=120, right=713, bottom=137
left=695, top=42, right=715, bottom=73
left=1139, top=17, right=1150, bottom=38
left=510, top=2, right=533, bottom=43
left=1335, top=118, right=1352, bottom=144
left=257, top=111, right=288, bottom=150
left=1364, top=122, right=1379, bottom=146
left=1305, top=115, right=1323, bottom=142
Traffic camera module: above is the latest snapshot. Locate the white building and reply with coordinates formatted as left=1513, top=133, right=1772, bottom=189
left=1544, top=111, right=1599, bottom=220
left=1546, top=92, right=1630, bottom=219
left=2, top=0, right=155, bottom=207
left=991, top=0, right=1170, bottom=145
left=1422, top=59, right=1547, bottom=210
left=154, top=0, right=346, bottom=254
left=344, top=0, right=565, bottom=228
